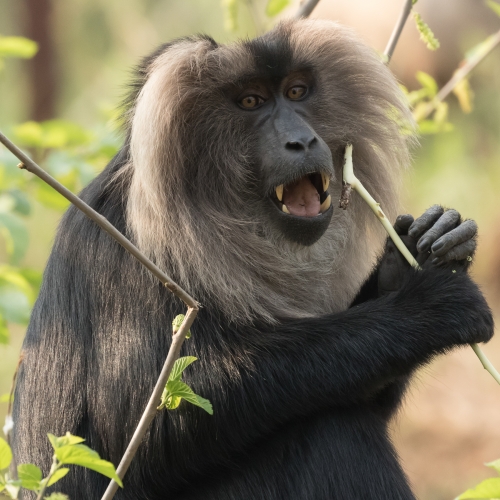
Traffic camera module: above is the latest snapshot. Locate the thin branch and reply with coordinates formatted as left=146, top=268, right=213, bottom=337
left=416, top=29, right=500, bottom=121
left=0, top=131, right=200, bottom=499
left=342, top=144, right=500, bottom=386
left=384, top=0, right=414, bottom=63
left=101, top=307, right=198, bottom=500
left=294, top=0, right=321, bottom=20
left=0, top=131, right=198, bottom=310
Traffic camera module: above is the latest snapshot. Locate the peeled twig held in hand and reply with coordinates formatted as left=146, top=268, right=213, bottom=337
left=0, top=131, right=200, bottom=499
left=340, top=143, right=500, bottom=386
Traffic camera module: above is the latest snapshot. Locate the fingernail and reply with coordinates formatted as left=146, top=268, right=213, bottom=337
left=417, top=238, right=430, bottom=252
left=432, top=241, right=443, bottom=252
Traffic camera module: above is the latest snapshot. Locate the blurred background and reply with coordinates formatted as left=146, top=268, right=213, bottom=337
left=0, top=0, right=499, bottom=498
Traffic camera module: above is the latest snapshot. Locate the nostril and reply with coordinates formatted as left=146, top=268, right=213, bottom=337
left=286, top=141, right=304, bottom=151
left=308, top=137, right=317, bottom=148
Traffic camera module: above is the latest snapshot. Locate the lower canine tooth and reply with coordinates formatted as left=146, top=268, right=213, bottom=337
left=276, top=184, right=283, bottom=201
left=321, top=173, right=330, bottom=192
left=320, top=195, right=331, bottom=213
left=282, top=204, right=290, bottom=214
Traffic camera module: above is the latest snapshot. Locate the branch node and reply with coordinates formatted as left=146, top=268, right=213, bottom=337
left=17, top=162, right=26, bottom=170
left=339, top=182, right=352, bottom=210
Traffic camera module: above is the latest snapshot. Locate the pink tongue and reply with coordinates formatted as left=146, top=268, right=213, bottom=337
left=283, top=177, right=320, bottom=217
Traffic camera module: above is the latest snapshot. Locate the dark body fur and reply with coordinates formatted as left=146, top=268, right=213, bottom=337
left=12, top=21, right=493, bottom=499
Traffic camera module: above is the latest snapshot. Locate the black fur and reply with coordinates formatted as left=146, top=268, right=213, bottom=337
left=12, top=22, right=494, bottom=500
left=12, top=150, right=493, bottom=499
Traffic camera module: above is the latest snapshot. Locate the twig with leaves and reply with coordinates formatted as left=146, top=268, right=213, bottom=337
left=340, top=144, right=500, bottom=386
left=0, top=131, right=200, bottom=500
left=0, top=432, right=122, bottom=500
left=413, top=29, right=500, bottom=123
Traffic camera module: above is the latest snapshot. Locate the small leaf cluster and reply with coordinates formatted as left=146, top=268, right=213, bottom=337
left=172, top=314, right=191, bottom=338
left=158, top=356, right=213, bottom=415
left=0, top=42, right=120, bottom=345
left=401, top=72, right=453, bottom=135
left=457, top=459, right=500, bottom=499
left=0, top=433, right=122, bottom=499
left=0, top=121, right=119, bottom=344
left=412, top=12, right=440, bottom=51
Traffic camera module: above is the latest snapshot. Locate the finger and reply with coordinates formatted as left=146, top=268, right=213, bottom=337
left=394, top=214, right=414, bottom=235
left=408, top=205, right=444, bottom=239
left=430, top=239, right=476, bottom=264
left=416, top=209, right=461, bottom=253
left=431, top=219, right=478, bottom=257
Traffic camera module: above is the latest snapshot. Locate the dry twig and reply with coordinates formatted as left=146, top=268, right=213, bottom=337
left=0, top=131, right=199, bottom=499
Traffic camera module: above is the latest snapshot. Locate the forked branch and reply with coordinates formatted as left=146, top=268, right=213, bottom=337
left=0, top=131, right=199, bottom=499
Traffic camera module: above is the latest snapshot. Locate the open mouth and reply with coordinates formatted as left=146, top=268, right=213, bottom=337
left=271, top=172, right=332, bottom=217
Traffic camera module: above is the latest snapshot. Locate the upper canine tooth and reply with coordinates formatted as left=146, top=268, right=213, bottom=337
left=282, top=204, right=290, bottom=214
left=276, top=185, right=284, bottom=201
left=321, top=173, right=330, bottom=192
left=320, top=195, right=332, bottom=213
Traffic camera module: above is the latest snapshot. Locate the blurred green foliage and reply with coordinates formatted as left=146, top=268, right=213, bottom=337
left=0, top=39, right=119, bottom=344
left=0, top=123, right=119, bottom=343
left=0, top=2, right=499, bottom=499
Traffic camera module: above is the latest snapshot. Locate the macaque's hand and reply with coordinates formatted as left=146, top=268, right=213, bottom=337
left=378, top=205, right=477, bottom=295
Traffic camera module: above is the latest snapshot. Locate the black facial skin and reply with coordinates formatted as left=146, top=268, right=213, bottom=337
left=236, top=73, right=334, bottom=246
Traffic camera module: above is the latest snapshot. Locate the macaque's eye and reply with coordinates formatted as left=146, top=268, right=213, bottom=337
left=286, top=85, right=307, bottom=100
left=239, top=95, right=266, bottom=109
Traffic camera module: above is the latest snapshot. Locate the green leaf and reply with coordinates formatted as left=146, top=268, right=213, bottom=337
left=18, top=269, right=43, bottom=292
left=406, top=88, right=432, bottom=107
left=8, top=190, right=31, bottom=216
left=266, top=0, right=290, bottom=16
left=434, top=101, right=449, bottom=125
left=221, top=0, right=239, bottom=32
left=169, top=356, right=198, bottom=382
left=0, top=213, right=29, bottom=264
left=46, top=467, right=70, bottom=486
left=11, top=122, right=43, bottom=148
left=4, top=480, right=21, bottom=498
left=48, top=432, right=85, bottom=450
left=0, top=284, right=31, bottom=324
left=164, top=379, right=213, bottom=415
left=415, top=71, right=438, bottom=97
left=458, top=477, right=500, bottom=498
left=486, top=0, right=500, bottom=17
left=36, top=181, right=70, bottom=211
left=44, top=494, right=69, bottom=500
left=453, top=77, right=474, bottom=114
left=413, top=12, right=440, bottom=51
left=172, top=314, right=191, bottom=338
left=0, top=37, right=38, bottom=59
left=55, top=444, right=123, bottom=487
left=0, top=194, right=16, bottom=214
left=0, top=437, right=13, bottom=470
left=0, top=394, right=13, bottom=404
left=418, top=119, right=453, bottom=135
left=486, top=459, right=500, bottom=474
left=12, top=120, right=92, bottom=150
left=0, top=317, right=9, bottom=344
left=17, top=463, right=42, bottom=491
left=0, top=266, right=34, bottom=302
